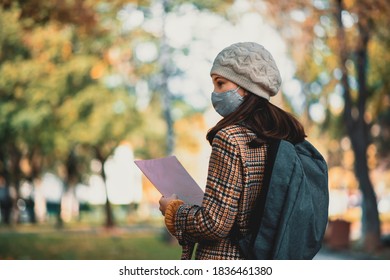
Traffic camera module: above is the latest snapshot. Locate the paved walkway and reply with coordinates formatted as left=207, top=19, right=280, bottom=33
left=314, top=246, right=378, bottom=260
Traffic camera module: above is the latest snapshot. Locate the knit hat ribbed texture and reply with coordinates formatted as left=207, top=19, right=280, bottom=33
left=210, top=42, right=282, bottom=100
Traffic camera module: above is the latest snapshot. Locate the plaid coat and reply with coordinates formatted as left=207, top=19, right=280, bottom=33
left=172, top=124, right=268, bottom=260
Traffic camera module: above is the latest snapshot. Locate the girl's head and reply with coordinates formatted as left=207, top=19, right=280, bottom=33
left=210, top=42, right=282, bottom=101
left=207, top=42, right=306, bottom=146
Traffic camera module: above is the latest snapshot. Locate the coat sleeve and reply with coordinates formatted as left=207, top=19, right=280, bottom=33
left=172, top=129, right=244, bottom=244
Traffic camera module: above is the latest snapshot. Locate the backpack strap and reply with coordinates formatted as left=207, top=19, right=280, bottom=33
left=231, top=139, right=281, bottom=259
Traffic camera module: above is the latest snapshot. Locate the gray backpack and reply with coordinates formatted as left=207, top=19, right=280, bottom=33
left=234, top=139, right=329, bottom=259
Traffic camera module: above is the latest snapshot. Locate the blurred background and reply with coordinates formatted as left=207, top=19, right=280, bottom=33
left=0, top=0, right=390, bottom=260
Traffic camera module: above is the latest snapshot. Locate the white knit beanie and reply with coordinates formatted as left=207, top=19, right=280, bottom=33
left=210, top=42, right=282, bottom=100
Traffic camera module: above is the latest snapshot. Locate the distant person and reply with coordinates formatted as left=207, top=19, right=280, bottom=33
left=159, top=42, right=321, bottom=259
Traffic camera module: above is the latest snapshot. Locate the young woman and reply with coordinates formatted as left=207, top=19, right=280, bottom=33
left=159, top=42, right=306, bottom=260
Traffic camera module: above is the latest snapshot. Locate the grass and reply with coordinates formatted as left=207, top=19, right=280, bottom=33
left=0, top=225, right=182, bottom=260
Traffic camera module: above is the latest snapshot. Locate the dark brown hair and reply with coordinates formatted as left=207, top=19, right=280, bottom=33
left=206, top=93, right=306, bottom=146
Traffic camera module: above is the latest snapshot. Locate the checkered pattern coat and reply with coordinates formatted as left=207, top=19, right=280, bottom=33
left=172, top=124, right=268, bottom=259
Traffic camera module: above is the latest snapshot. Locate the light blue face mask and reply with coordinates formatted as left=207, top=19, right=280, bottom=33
left=211, top=86, right=244, bottom=117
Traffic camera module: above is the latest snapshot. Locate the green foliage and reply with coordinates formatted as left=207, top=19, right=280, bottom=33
left=172, top=0, right=233, bottom=13
left=1, top=0, right=97, bottom=30
left=0, top=2, right=145, bottom=183
left=0, top=7, right=28, bottom=63
left=368, top=36, right=390, bottom=156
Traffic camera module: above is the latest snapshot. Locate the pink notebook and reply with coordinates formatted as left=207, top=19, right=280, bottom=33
left=134, top=156, right=204, bottom=205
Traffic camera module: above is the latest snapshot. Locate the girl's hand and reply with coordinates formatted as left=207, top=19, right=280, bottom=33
left=159, top=194, right=178, bottom=216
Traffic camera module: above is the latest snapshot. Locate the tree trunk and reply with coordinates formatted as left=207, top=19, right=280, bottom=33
left=26, top=147, right=44, bottom=224
left=94, top=147, right=114, bottom=228
left=159, top=0, right=176, bottom=244
left=9, top=143, right=22, bottom=224
left=101, top=164, right=114, bottom=228
left=354, top=13, right=381, bottom=251
left=0, top=149, right=12, bottom=225
left=160, top=0, right=174, bottom=156
left=335, top=0, right=381, bottom=251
